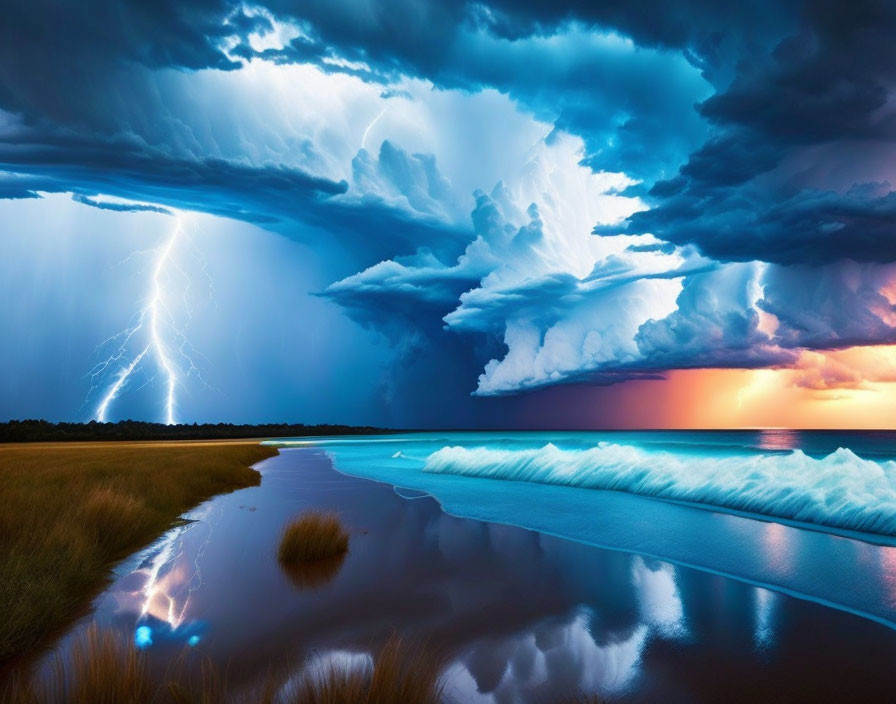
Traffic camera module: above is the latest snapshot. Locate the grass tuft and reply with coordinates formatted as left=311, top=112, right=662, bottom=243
left=55, top=625, right=153, bottom=703
left=281, top=633, right=444, bottom=704
left=278, top=512, right=349, bottom=565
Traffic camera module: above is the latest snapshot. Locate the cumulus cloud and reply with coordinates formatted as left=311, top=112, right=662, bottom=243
left=635, top=263, right=796, bottom=370
left=235, top=18, right=712, bottom=183
left=760, top=262, right=896, bottom=349
left=473, top=278, right=678, bottom=394
left=324, top=132, right=713, bottom=395
left=348, top=140, right=461, bottom=222
left=6, top=0, right=896, bottom=412
left=325, top=134, right=896, bottom=396
left=790, top=346, right=896, bottom=391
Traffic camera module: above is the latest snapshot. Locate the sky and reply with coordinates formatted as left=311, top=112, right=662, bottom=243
left=2, top=0, right=896, bottom=428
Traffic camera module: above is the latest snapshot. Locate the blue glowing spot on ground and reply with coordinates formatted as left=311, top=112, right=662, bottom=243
left=135, top=626, right=153, bottom=648
left=188, top=635, right=200, bottom=647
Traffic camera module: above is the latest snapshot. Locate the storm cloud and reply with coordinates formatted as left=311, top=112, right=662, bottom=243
left=3, top=0, right=896, bottom=421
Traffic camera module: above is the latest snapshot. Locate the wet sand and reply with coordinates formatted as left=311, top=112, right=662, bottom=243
left=45, top=447, right=896, bottom=702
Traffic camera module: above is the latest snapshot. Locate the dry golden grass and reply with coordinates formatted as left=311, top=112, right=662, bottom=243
left=55, top=626, right=153, bottom=703
left=1, top=626, right=152, bottom=704
left=2, top=625, right=229, bottom=704
left=278, top=511, right=349, bottom=565
left=1, top=628, right=444, bottom=704
left=162, top=654, right=233, bottom=704
left=0, top=441, right=277, bottom=664
left=278, top=633, right=445, bottom=704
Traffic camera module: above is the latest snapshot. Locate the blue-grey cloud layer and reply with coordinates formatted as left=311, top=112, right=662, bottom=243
left=3, top=0, right=896, bottom=419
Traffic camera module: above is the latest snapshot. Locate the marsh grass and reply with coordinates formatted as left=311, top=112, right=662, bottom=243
left=365, top=634, right=445, bottom=704
left=55, top=626, right=153, bottom=703
left=0, top=441, right=277, bottom=664
left=278, top=512, right=349, bottom=564
left=2, top=627, right=445, bottom=704
left=1, top=626, right=151, bottom=704
left=266, top=632, right=446, bottom=704
left=2, top=625, right=230, bottom=704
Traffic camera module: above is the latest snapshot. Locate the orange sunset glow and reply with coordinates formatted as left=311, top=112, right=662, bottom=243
left=614, top=344, right=896, bottom=429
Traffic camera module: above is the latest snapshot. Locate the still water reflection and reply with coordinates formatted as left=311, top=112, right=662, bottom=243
left=45, top=449, right=896, bottom=702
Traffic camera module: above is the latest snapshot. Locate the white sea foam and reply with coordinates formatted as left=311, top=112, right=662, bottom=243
left=423, top=443, right=896, bottom=536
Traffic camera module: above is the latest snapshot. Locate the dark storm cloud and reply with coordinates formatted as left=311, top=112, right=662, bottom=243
left=601, top=181, right=896, bottom=265
left=71, top=194, right=172, bottom=214
left=0, top=0, right=718, bottom=191
left=0, top=183, right=40, bottom=200
left=256, top=0, right=796, bottom=83
left=0, top=0, right=804, bottom=259
left=235, top=4, right=716, bottom=182
left=0, top=0, right=242, bottom=127
left=760, top=262, right=896, bottom=350
left=5, top=0, right=896, bottom=406
left=0, top=0, right=492, bottom=262
left=602, top=0, right=896, bottom=264
left=697, top=1, right=896, bottom=143
left=634, top=265, right=796, bottom=370
left=4, top=0, right=891, bottom=264
left=0, top=125, right=471, bottom=262
left=0, top=130, right=346, bottom=213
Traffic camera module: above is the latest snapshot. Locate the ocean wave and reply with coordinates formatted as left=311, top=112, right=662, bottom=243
left=423, top=443, right=896, bottom=536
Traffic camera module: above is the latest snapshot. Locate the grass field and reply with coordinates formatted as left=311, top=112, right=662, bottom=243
left=0, top=441, right=278, bottom=663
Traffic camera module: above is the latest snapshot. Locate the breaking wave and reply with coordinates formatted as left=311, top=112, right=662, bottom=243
left=423, top=443, right=896, bottom=536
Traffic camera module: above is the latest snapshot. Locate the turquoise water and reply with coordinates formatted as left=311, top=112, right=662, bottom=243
left=45, top=439, right=896, bottom=701
left=267, top=430, right=896, bottom=629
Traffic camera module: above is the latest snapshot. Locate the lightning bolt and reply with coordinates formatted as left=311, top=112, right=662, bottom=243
left=88, top=213, right=211, bottom=424
left=149, top=227, right=178, bottom=425
left=361, top=106, right=388, bottom=151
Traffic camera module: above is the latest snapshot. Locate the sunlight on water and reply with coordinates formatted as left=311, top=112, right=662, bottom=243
left=756, top=428, right=800, bottom=452
left=753, top=588, right=777, bottom=650
left=762, top=521, right=795, bottom=579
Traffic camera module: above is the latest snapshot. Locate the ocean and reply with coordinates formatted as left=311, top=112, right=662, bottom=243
left=37, top=431, right=896, bottom=701
left=269, top=430, right=896, bottom=628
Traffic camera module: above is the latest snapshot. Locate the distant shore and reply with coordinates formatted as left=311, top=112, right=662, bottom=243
left=0, top=420, right=396, bottom=443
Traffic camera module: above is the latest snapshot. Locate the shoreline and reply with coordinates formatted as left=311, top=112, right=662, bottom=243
left=8, top=440, right=896, bottom=700
left=23, top=446, right=896, bottom=702
left=0, top=441, right=278, bottom=669
left=317, top=446, right=896, bottom=633
left=294, top=432, right=896, bottom=636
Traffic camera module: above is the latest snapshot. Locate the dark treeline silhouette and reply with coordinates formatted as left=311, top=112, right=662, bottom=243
left=0, top=420, right=395, bottom=443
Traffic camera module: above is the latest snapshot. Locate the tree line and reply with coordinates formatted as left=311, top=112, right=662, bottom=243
left=0, top=419, right=395, bottom=443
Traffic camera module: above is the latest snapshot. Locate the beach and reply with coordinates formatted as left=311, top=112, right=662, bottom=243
left=19, top=439, right=896, bottom=702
